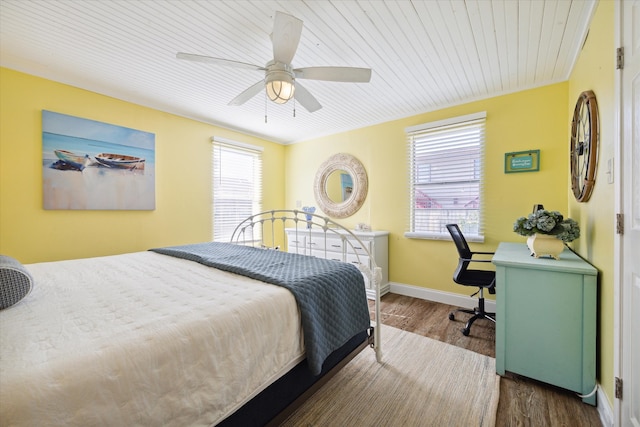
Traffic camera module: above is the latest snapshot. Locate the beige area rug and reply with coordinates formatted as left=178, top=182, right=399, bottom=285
left=281, top=326, right=500, bottom=427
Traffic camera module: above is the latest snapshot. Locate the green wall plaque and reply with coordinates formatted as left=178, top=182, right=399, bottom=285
left=505, top=150, right=540, bottom=173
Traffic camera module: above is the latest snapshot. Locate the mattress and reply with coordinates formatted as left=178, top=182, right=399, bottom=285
left=0, top=251, right=304, bottom=426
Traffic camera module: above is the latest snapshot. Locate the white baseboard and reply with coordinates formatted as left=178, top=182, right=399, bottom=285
left=389, top=281, right=496, bottom=312
left=597, top=386, right=614, bottom=427
left=389, top=282, right=615, bottom=426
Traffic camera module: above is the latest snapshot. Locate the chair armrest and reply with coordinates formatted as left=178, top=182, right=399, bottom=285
left=461, top=251, right=495, bottom=263
left=470, top=251, right=495, bottom=256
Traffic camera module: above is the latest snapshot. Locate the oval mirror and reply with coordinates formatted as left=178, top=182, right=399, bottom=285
left=314, top=153, right=367, bottom=218
left=325, top=169, right=353, bottom=203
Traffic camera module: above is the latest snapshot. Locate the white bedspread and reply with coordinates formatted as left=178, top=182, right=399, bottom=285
left=0, top=251, right=304, bottom=426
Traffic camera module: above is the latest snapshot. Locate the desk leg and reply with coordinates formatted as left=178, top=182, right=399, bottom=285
left=495, top=266, right=506, bottom=375
left=581, top=275, right=598, bottom=406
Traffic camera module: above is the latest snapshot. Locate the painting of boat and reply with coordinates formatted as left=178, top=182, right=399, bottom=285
left=54, top=149, right=91, bottom=171
left=95, top=153, right=145, bottom=170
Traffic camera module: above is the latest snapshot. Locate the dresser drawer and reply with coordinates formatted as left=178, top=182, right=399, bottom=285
left=311, top=249, right=343, bottom=262
left=307, top=235, right=343, bottom=252
left=345, top=253, right=370, bottom=269
left=312, top=250, right=369, bottom=268
left=285, top=227, right=389, bottom=298
left=345, top=237, right=371, bottom=256
left=287, top=235, right=306, bottom=254
left=316, top=251, right=372, bottom=289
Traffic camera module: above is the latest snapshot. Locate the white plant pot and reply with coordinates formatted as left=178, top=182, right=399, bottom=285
left=527, top=233, right=565, bottom=260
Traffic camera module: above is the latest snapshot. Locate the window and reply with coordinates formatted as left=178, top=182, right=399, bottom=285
left=405, top=112, right=486, bottom=241
left=212, top=138, right=263, bottom=242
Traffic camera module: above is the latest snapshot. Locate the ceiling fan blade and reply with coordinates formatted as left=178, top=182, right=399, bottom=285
left=294, top=66, right=372, bottom=83
left=271, top=11, right=303, bottom=64
left=294, top=82, right=322, bottom=112
left=176, top=52, right=264, bottom=72
left=228, top=80, right=265, bottom=106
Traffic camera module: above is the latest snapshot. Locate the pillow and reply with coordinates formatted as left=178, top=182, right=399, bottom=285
left=0, top=255, right=34, bottom=310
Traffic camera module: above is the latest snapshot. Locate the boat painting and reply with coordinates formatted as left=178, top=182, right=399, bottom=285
left=95, top=153, right=145, bottom=170
left=54, top=149, right=91, bottom=171
left=43, top=110, right=155, bottom=210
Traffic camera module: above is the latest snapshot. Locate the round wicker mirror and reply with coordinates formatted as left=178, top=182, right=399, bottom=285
left=314, top=153, right=368, bottom=218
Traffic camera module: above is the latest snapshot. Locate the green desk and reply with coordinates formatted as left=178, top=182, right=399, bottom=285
left=492, top=242, right=597, bottom=405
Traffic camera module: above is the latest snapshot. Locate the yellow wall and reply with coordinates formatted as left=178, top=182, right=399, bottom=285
left=285, top=0, right=616, bottom=408
left=0, top=1, right=616, bottom=407
left=0, top=67, right=285, bottom=263
left=568, top=0, right=615, bottom=408
left=286, top=83, right=569, bottom=293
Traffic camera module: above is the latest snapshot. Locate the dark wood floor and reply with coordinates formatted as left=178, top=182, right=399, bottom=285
left=370, top=293, right=602, bottom=427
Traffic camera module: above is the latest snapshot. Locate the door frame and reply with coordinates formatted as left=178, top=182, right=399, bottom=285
left=613, top=0, right=622, bottom=423
left=613, top=0, right=634, bottom=425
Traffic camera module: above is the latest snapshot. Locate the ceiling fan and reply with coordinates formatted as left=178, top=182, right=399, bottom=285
left=176, top=11, right=372, bottom=113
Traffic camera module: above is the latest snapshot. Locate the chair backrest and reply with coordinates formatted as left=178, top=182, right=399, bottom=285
left=446, top=224, right=472, bottom=260
left=446, top=223, right=496, bottom=289
left=446, top=223, right=472, bottom=284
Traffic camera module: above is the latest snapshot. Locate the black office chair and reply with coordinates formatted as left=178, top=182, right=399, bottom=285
left=446, top=224, right=496, bottom=336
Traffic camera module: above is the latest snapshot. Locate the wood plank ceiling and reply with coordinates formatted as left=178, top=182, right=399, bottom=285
left=0, top=0, right=597, bottom=144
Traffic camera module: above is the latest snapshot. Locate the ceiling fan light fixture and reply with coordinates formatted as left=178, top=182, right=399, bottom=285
left=265, top=70, right=295, bottom=104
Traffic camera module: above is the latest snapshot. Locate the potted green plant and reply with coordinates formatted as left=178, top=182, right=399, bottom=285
left=513, top=209, right=580, bottom=259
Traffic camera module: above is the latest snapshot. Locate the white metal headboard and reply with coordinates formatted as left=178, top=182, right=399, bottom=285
left=230, top=209, right=382, bottom=362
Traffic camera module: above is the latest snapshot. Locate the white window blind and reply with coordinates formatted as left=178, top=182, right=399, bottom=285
left=212, top=138, right=263, bottom=242
left=405, top=112, right=486, bottom=241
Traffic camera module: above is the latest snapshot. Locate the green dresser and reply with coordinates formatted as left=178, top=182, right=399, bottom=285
left=492, top=242, right=597, bottom=405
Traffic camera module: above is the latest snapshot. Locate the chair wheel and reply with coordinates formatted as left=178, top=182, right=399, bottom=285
left=462, top=328, right=470, bottom=336
left=449, top=313, right=455, bottom=321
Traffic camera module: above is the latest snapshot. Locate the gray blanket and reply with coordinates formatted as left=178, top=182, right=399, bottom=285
left=150, top=242, right=370, bottom=375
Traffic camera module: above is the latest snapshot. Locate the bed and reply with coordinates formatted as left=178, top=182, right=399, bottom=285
left=0, top=210, right=382, bottom=426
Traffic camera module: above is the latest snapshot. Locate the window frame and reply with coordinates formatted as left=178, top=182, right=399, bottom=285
left=211, top=137, right=263, bottom=243
left=404, top=112, right=487, bottom=242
